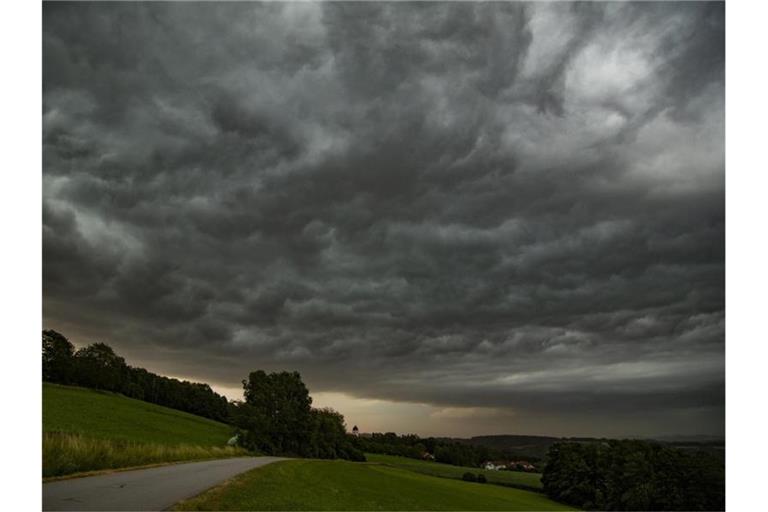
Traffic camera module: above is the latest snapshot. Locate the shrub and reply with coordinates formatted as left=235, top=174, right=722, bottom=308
left=462, top=472, right=477, bottom=482
left=342, top=446, right=367, bottom=462
left=477, top=474, right=487, bottom=483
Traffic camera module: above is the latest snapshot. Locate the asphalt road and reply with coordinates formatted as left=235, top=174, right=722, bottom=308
left=43, top=456, right=286, bottom=511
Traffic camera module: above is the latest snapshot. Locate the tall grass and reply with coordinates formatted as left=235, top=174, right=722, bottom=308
left=43, top=432, right=248, bottom=478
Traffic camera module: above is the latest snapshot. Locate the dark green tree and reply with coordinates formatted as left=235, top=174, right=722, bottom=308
left=73, top=342, right=127, bottom=392
left=42, top=330, right=75, bottom=383
left=240, top=370, right=313, bottom=455
left=232, top=371, right=364, bottom=461
left=542, top=440, right=725, bottom=511
left=308, top=407, right=364, bottom=460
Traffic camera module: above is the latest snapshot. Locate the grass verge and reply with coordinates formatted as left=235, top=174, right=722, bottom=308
left=173, top=459, right=575, bottom=511
left=43, top=432, right=248, bottom=478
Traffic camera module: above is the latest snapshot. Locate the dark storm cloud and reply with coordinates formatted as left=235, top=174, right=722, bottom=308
left=43, top=2, right=724, bottom=436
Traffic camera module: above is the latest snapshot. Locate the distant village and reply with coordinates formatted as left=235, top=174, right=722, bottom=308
left=481, top=460, right=537, bottom=472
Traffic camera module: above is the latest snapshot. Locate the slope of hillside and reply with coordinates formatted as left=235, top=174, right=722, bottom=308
left=44, top=382, right=234, bottom=445
left=173, top=460, right=574, bottom=511
left=43, top=383, right=245, bottom=477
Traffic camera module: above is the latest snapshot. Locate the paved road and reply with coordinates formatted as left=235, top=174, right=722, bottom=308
left=43, top=456, right=286, bottom=511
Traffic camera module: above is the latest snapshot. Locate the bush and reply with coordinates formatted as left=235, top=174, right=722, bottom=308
left=477, top=474, right=487, bottom=483
left=462, top=472, right=477, bottom=482
left=342, top=446, right=367, bottom=462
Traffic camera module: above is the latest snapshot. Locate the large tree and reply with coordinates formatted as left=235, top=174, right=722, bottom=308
left=240, top=370, right=313, bottom=455
left=74, top=342, right=128, bottom=392
left=42, top=330, right=75, bottom=383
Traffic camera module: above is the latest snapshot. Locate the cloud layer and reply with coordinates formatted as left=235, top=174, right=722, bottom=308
left=43, top=1, right=724, bottom=437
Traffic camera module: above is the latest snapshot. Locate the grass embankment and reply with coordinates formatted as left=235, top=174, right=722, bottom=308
left=43, top=383, right=245, bottom=477
left=366, top=453, right=543, bottom=490
left=173, top=459, right=574, bottom=511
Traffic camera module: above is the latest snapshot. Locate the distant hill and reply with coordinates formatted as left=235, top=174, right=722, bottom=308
left=650, top=434, right=725, bottom=444
left=452, top=434, right=724, bottom=462
left=468, top=435, right=561, bottom=447
left=454, top=435, right=562, bottom=460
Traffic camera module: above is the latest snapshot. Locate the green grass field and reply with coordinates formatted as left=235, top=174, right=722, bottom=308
left=173, top=460, right=574, bottom=511
left=366, top=453, right=543, bottom=490
left=44, top=383, right=235, bottom=445
left=43, top=383, right=245, bottom=477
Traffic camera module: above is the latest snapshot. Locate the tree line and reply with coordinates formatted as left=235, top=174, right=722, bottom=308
left=349, top=431, right=540, bottom=469
left=43, top=330, right=229, bottom=421
left=42, top=330, right=364, bottom=462
left=541, top=439, right=725, bottom=511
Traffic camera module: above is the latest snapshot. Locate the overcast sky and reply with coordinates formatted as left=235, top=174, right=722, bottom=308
left=43, top=1, right=724, bottom=438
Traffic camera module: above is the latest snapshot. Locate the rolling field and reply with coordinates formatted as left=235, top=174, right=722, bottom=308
left=173, top=459, right=574, bottom=511
left=44, top=383, right=235, bottom=445
left=366, top=453, right=543, bottom=489
left=43, top=383, right=245, bottom=477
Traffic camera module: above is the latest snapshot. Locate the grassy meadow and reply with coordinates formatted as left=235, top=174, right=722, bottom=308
left=44, top=383, right=235, bottom=445
left=43, top=383, right=245, bottom=477
left=365, top=453, right=544, bottom=490
left=173, top=459, right=574, bottom=511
